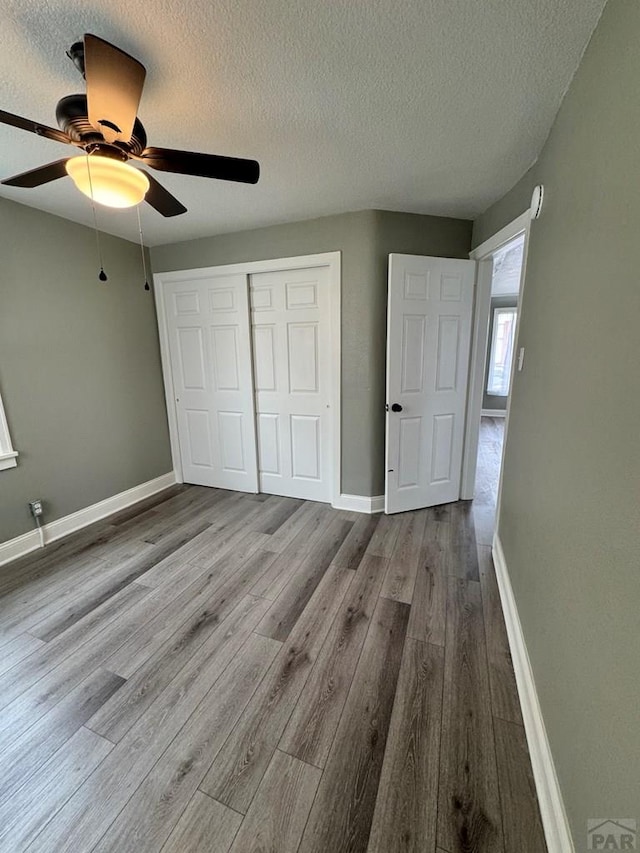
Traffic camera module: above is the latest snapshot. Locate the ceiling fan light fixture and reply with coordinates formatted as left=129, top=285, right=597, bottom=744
left=66, top=155, right=149, bottom=208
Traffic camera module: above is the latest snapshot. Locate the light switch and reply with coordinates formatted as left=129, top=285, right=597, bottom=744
left=517, top=347, right=525, bottom=371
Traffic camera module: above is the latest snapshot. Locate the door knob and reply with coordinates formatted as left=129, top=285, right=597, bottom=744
left=391, top=403, right=403, bottom=412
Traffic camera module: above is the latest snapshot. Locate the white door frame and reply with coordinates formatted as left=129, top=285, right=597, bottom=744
left=460, top=211, right=531, bottom=506
left=154, top=251, right=342, bottom=505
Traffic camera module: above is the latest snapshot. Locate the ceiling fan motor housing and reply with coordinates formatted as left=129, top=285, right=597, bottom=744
left=55, top=94, right=147, bottom=155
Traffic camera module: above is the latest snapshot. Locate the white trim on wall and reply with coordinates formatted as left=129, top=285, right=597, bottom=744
left=0, top=472, right=176, bottom=567
left=331, top=494, right=384, bottom=514
left=154, top=252, right=342, bottom=505
left=460, top=259, right=493, bottom=499
left=492, top=534, right=575, bottom=853
left=0, top=385, right=18, bottom=471
left=470, top=210, right=532, bottom=260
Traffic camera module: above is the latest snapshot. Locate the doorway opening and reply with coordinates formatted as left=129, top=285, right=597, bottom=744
left=461, top=213, right=529, bottom=541
left=475, top=235, right=524, bottom=516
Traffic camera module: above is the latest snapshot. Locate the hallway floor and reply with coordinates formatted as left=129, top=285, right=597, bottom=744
left=0, top=446, right=546, bottom=852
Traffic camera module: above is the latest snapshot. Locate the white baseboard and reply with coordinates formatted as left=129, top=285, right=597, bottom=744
left=332, top=494, right=385, bottom=514
left=492, top=534, right=574, bottom=853
left=0, top=472, right=176, bottom=568
left=481, top=408, right=507, bottom=418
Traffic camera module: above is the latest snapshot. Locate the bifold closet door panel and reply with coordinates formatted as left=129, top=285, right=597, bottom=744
left=250, top=267, right=332, bottom=502
left=164, top=273, right=258, bottom=491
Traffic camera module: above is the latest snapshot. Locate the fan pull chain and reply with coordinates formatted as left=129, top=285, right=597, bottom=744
left=85, top=156, right=107, bottom=281
left=136, top=206, right=150, bottom=291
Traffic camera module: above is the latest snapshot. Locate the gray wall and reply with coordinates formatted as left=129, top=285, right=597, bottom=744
left=0, top=197, right=173, bottom=544
left=152, top=209, right=472, bottom=496
left=472, top=0, right=640, bottom=842
left=482, top=295, right=518, bottom=412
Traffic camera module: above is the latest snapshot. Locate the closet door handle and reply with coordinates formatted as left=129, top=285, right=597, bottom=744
left=391, top=403, right=403, bottom=412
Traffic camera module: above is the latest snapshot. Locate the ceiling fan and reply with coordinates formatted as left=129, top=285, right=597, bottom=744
left=0, top=34, right=260, bottom=217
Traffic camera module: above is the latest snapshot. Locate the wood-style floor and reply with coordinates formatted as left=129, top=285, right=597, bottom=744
left=0, top=418, right=546, bottom=852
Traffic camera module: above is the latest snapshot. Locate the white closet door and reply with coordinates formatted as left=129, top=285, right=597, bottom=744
left=385, top=254, right=475, bottom=513
left=250, top=266, right=332, bottom=502
left=164, top=273, right=258, bottom=492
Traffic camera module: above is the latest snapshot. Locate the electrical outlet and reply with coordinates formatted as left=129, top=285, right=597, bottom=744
left=29, top=500, right=43, bottom=518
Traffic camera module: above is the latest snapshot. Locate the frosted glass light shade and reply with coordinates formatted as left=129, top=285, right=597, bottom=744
left=66, top=156, right=149, bottom=208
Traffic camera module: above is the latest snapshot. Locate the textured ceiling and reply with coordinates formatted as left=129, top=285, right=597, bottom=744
left=0, top=0, right=606, bottom=246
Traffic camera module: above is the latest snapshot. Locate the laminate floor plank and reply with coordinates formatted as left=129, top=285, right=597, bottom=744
left=254, top=516, right=353, bottom=641
left=251, top=496, right=305, bottom=535
left=138, top=488, right=232, bottom=546
left=135, top=519, right=260, bottom=588
left=91, top=633, right=279, bottom=853
left=228, top=749, right=321, bottom=853
left=493, top=717, right=546, bottom=853
left=0, top=554, right=115, bottom=633
left=261, top=501, right=331, bottom=554
left=28, top=571, right=148, bottom=644
left=279, top=553, right=388, bottom=767
left=0, top=668, right=124, bottom=806
left=0, top=584, right=181, bottom=746
left=249, top=506, right=336, bottom=599
left=366, top=638, right=444, bottom=853
left=380, top=510, right=429, bottom=604
left=478, top=546, right=522, bottom=725
left=187, top=500, right=273, bottom=568
left=332, top=513, right=380, bottom=570
left=366, top=512, right=402, bottom=558
left=88, top=594, right=273, bottom=743
left=298, top=596, right=410, bottom=853
left=0, top=726, right=113, bottom=853
left=0, top=582, right=148, bottom=712
left=0, top=562, right=224, bottom=740
left=0, top=632, right=45, bottom=677
left=108, top=485, right=188, bottom=525
left=28, top=525, right=212, bottom=643
left=437, top=577, right=503, bottom=853
left=141, top=497, right=227, bottom=546
left=0, top=628, right=22, bottom=649
left=448, top=502, right=480, bottom=582
left=25, top=610, right=278, bottom=853
left=160, top=791, right=242, bottom=853
left=0, top=483, right=543, bottom=853
left=200, top=563, right=354, bottom=813
left=0, top=526, right=117, bottom=596
left=106, top=532, right=268, bottom=678
left=92, top=491, right=212, bottom=558
left=0, top=583, right=150, bottom=722
left=407, top=514, right=448, bottom=647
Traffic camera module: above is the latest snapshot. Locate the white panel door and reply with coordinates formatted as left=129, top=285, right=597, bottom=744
left=250, top=266, right=332, bottom=502
left=164, top=273, right=258, bottom=492
left=385, top=254, right=475, bottom=513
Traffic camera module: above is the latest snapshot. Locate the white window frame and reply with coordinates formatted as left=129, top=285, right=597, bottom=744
left=0, top=387, right=18, bottom=471
left=486, top=306, right=518, bottom=397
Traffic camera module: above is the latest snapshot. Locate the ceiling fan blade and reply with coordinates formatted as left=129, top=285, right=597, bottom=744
left=0, top=109, right=72, bottom=145
left=1, top=159, right=70, bottom=188
left=140, top=147, right=260, bottom=184
left=84, top=34, right=146, bottom=144
left=140, top=170, right=187, bottom=217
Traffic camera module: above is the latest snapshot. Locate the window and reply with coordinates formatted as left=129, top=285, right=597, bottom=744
left=487, top=307, right=517, bottom=397
left=0, top=387, right=18, bottom=471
